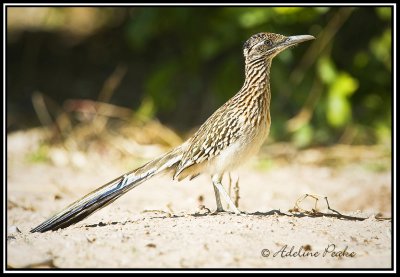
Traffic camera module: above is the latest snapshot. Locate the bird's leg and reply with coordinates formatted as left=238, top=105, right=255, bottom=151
left=213, top=183, right=224, bottom=212
left=212, top=174, right=241, bottom=214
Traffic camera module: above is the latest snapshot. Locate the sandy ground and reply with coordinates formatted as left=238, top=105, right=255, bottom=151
left=6, top=130, right=392, bottom=269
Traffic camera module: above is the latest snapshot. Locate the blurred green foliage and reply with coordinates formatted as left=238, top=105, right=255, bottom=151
left=26, top=144, right=50, bottom=163
left=7, top=6, right=392, bottom=146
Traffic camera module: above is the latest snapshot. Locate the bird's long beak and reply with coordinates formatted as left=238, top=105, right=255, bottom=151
left=271, top=34, right=315, bottom=56
left=284, top=35, right=315, bottom=47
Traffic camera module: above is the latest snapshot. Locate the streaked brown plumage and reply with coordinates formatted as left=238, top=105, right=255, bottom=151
left=31, top=32, right=314, bottom=233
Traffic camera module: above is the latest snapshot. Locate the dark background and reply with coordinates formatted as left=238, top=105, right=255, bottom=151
left=6, top=6, right=392, bottom=147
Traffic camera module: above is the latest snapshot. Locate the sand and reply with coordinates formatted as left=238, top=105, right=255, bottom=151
left=6, top=130, right=392, bottom=269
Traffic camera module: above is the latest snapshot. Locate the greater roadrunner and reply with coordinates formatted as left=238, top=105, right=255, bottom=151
left=31, top=32, right=314, bottom=233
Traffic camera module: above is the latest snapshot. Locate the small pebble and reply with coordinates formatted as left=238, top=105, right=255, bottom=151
left=146, top=243, right=157, bottom=248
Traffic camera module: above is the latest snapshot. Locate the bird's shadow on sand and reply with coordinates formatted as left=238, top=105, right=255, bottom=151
left=247, top=209, right=368, bottom=221
left=81, top=208, right=377, bottom=230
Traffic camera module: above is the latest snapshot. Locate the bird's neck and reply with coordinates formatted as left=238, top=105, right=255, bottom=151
left=242, top=58, right=272, bottom=102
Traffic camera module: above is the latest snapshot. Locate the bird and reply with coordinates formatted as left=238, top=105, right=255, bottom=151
left=31, top=32, right=315, bottom=233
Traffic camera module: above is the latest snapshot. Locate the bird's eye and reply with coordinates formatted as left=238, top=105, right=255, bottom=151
left=264, top=40, right=272, bottom=47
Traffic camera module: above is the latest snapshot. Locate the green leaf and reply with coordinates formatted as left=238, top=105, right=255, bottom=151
left=375, top=7, right=392, bottom=21
left=327, top=95, right=351, bottom=127
left=292, top=124, right=313, bottom=148
left=273, top=7, right=303, bottom=14
left=326, top=72, right=359, bottom=127
left=370, top=28, right=392, bottom=70
left=238, top=9, right=271, bottom=28
left=317, top=56, right=337, bottom=84
left=136, top=96, right=156, bottom=121
left=330, top=72, right=359, bottom=97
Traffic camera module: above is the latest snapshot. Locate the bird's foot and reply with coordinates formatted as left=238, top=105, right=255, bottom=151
left=211, top=208, right=242, bottom=215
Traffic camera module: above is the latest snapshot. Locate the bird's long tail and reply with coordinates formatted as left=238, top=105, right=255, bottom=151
left=30, top=145, right=184, bottom=233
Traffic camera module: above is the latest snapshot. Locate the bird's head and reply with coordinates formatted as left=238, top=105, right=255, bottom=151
left=243, top=32, right=315, bottom=62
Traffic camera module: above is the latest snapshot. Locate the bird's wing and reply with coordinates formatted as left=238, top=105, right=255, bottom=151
left=174, top=100, right=242, bottom=179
